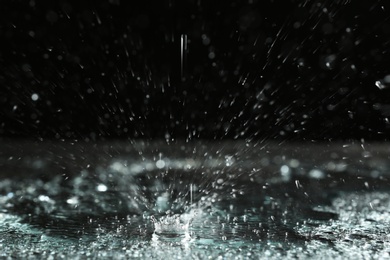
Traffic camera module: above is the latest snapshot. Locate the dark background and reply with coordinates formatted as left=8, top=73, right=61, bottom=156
left=1, top=0, right=390, bottom=141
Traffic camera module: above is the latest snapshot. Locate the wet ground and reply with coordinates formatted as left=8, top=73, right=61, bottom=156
left=0, top=140, right=390, bottom=259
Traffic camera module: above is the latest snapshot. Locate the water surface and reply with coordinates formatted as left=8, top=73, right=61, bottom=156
left=1, top=140, right=389, bottom=259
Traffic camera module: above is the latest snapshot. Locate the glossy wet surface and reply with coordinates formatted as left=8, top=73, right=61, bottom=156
left=0, top=140, right=390, bottom=259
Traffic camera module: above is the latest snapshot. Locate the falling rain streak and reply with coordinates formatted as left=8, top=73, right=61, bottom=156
left=180, top=34, right=188, bottom=81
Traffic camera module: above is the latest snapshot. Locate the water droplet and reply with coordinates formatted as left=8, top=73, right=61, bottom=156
left=208, top=52, right=216, bottom=59
left=66, top=196, right=79, bottom=205
left=201, top=34, right=210, bottom=45
left=376, top=79, right=390, bottom=90
left=321, top=54, right=337, bottom=69
left=289, top=159, right=300, bottom=168
left=375, top=80, right=386, bottom=90
left=156, top=159, right=166, bottom=169
left=295, top=180, right=302, bottom=189
left=38, top=195, right=51, bottom=202
left=96, top=184, right=108, bottom=192
left=31, top=93, right=39, bottom=101
left=308, top=169, right=325, bottom=179
left=225, top=155, right=235, bottom=166
left=384, top=75, right=390, bottom=83
left=280, top=165, right=290, bottom=175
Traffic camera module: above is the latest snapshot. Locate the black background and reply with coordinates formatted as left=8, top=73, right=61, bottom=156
left=1, top=0, right=390, bottom=141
